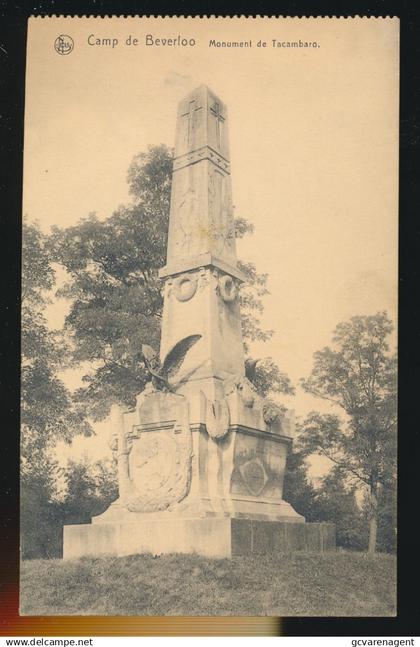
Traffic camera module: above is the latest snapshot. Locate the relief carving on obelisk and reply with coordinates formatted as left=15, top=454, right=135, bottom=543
left=208, top=168, right=235, bottom=260
left=174, top=186, right=200, bottom=258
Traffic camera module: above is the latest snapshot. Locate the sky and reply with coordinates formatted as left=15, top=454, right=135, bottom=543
left=24, top=17, right=399, bottom=477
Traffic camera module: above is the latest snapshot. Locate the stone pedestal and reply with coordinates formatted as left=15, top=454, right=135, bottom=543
left=63, top=389, right=335, bottom=560
left=64, top=518, right=335, bottom=560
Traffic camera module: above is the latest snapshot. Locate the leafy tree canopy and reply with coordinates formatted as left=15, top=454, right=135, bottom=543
left=315, top=466, right=366, bottom=551
left=299, top=312, right=397, bottom=552
left=21, top=220, right=92, bottom=472
left=282, top=447, right=319, bottom=522
left=300, top=312, right=397, bottom=489
left=21, top=220, right=93, bottom=558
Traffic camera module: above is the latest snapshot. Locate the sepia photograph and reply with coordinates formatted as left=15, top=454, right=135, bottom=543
left=20, top=16, right=398, bottom=618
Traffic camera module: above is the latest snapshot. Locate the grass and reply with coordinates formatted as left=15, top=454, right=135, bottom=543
left=20, top=551, right=396, bottom=617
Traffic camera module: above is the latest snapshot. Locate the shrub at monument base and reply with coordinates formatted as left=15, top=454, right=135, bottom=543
left=21, top=551, right=396, bottom=617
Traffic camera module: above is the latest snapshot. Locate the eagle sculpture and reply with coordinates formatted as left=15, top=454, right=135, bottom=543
left=141, top=334, right=202, bottom=392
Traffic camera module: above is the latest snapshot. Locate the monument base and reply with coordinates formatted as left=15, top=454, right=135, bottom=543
left=63, top=518, right=335, bottom=560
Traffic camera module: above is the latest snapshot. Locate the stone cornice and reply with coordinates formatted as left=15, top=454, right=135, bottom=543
left=172, top=145, right=230, bottom=174
left=159, top=253, right=246, bottom=282
left=190, top=423, right=293, bottom=444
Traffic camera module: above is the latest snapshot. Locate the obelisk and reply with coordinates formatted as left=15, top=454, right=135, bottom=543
left=62, top=86, right=336, bottom=561
left=159, top=85, right=246, bottom=401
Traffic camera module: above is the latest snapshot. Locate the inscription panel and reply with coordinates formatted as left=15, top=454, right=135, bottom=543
left=230, top=431, right=288, bottom=500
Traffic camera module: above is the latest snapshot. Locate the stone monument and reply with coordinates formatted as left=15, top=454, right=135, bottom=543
left=63, top=86, right=335, bottom=559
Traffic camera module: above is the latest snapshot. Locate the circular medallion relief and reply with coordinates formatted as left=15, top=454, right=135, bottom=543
left=219, top=275, right=237, bottom=302
left=240, top=459, right=268, bottom=496
left=173, top=274, right=198, bottom=302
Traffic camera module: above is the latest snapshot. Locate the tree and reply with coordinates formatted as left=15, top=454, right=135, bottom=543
left=300, top=312, right=397, bottom=554
left=282, top=447, right=320, bottom=522
left=249, top=357, right=294, bottom=399
left=51, top=145, right=292, bottom=420
left=21, top=221, right=92, bottom=459
left=361, top=479, right=397, bottom=554
left=21, top=220, right=92, bottom=557
left=62, top=457, right=118, bottom=526
left=20, top=450, right=64, bottom=559
left=283, top=452, right=367, bottom=550
left=22, top=457, right=119, bottom=558
left=315, top=467, right=366, bottom=550
left=376, top=479, right=397, bottom=554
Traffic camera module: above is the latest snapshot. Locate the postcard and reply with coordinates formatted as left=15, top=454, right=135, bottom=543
left=21, top=15, right=398, bottom=618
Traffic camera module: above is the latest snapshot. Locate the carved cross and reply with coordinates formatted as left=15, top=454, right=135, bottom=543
left=181, top=99, right=202, bottom=145
left=210, top=102, right=225, bottom=149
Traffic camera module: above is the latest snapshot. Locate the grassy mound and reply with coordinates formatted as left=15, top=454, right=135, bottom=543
left=20, top=551, right=396, bottom=617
